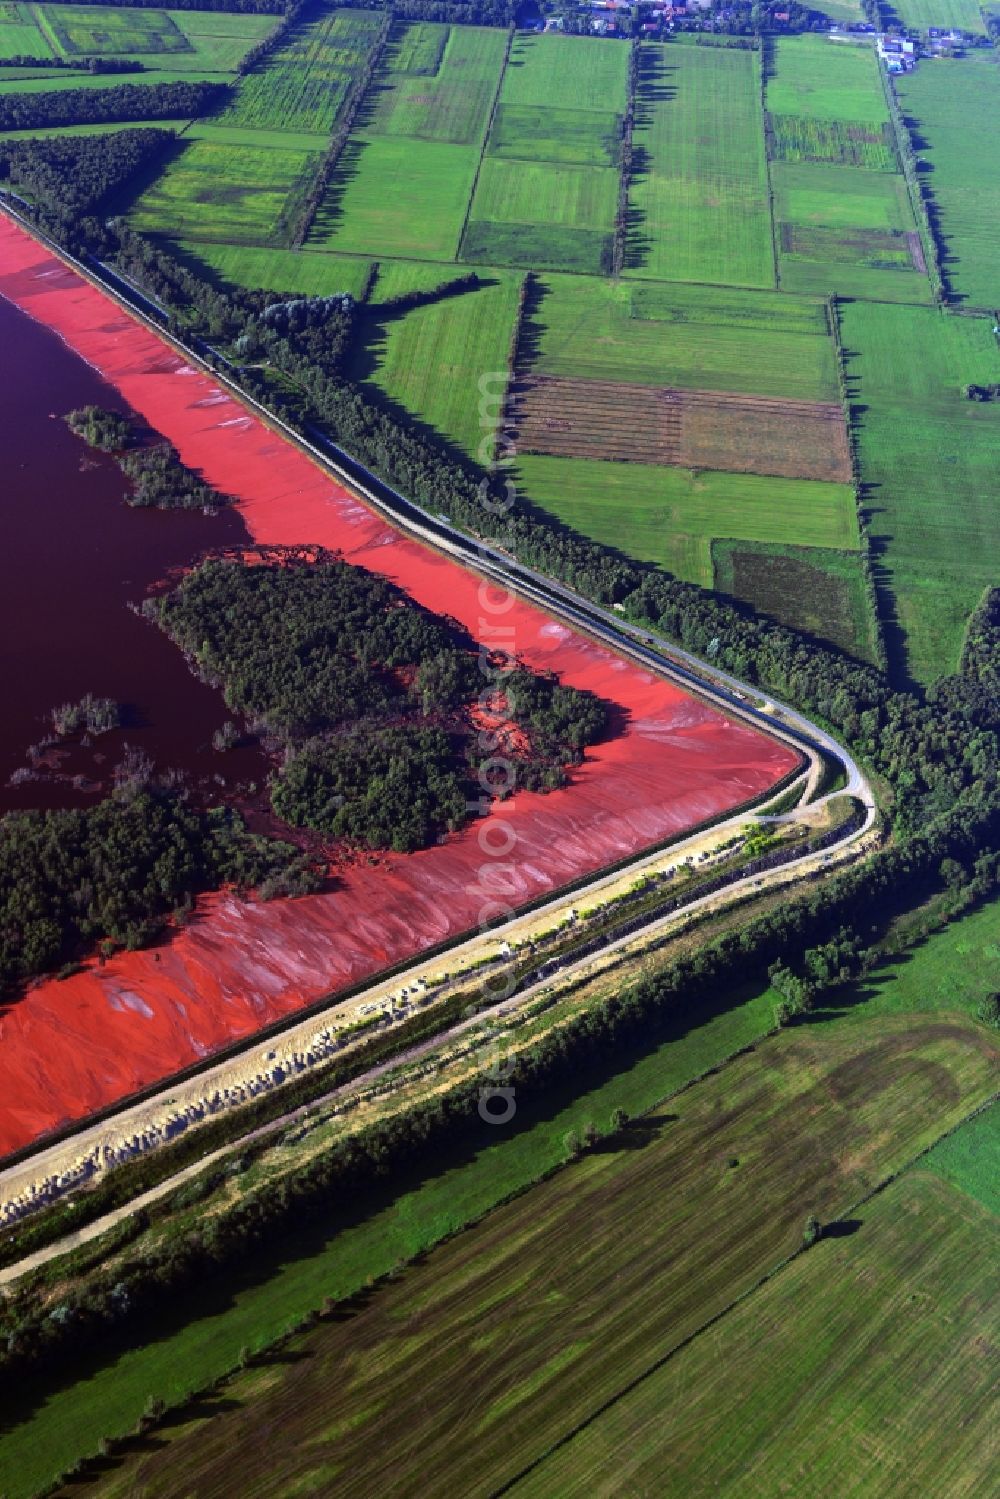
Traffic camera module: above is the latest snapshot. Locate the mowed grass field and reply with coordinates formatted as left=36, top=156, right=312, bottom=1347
left=625, top=42, right=773, bottom=288
left=461, top=33, right=625, bottom=275
left=921, top=1102, right=999, bottom=1216
left=516, top=1171, right=998, bottom=1498
left=59, top=1012, right=999, bottom=1499
left=0, top=4, right=273, bottom=71
left=131, top=137, right=319, bottom=246
left=896, top=55, right=1000, bottom=309
left=308, top=135, right=481, bottom=259
left=525, top=275, right=840, bottom=401
left=218, top=6, right=383, bottom=134
left=767, top=32, right=889, bottom=123
left=308, top=21, right=506, bottom=262
left=361, top=23, right=507, bottom=144
left=177, top=240, right=374, bottom=298
left=515, top=452, right=858, bottom=586
left=842, top=300, right=1000, bottom=682
left=353, top=265, right=522, bottom=459
left=892, top=0, right=987, bottom=30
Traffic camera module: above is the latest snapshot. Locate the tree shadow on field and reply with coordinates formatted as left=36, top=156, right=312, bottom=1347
left=305, top=138, right=365, bottom=245
left=822, top=1217, right=863, bottom=1238
left=590, top=1115, right=678, bottom=1154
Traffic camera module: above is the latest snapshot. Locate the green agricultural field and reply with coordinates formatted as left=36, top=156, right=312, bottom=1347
left=517, top=1172, right=998, bottom=1498
left=773, top=158, right=927, bottom=292
left=488, top=102, right=622, bottom=167
left=515, top=452, right=858, bottom=587
left=767, top=112, right=898, bottom=171
left=39, top=5, right=193, bottom=59
left=625, top=42, right=773, bottom=288
left=841, top=300, right=1000, bottom=683
left=362, top=23, right=506, bottom=145
left=352, top=267, right=522, bottom=459
left=499, top=30, right=629, bottom=113
left=778, top=255, right=935, bottom=303
left=767, top=33, right=890, bottom=123
left=178, top=240, right=374, bottom=299
left=130, top=137, right=319, bottom=246
left=463, top=155, right=618, bottom=274
left=524, top=275, right=840, bottom=401
left=810, top=0, right=865, bottom=19
left=921, top=1103, right=1000, bottom=1215
left=0, top=1, right=52, bottom=57
left=0, top=116, right=192, bottom=139
left=774, top=160, right=915, bottom=233
left=896, top=56, right=1000, bottom=309
left=51, top=1012, right=997, bottom=1499
left=713, top=540, right=878, bottom=661
left=0, top=64, right=225, bottom=91
left=308, top=134, right=481, bottom=260
left=219, top=6, right=383, bottom=134
left=892, top=0, right=987, bottom=31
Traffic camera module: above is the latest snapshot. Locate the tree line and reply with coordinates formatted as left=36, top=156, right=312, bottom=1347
left=0, top=56, right=144, bottom=72
left=0, top=80, right=226, bottom=134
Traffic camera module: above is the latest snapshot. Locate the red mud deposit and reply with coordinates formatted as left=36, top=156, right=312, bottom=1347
left=0, top=218, right=799, bottom=1155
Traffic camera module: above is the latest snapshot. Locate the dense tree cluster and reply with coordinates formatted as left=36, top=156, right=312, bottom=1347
left=0, top=791, right=319, bottom=995
left=272, top=725, right=468, bottom=851
left=0, top=56, right=144, bottom=72
left=66, top=404, right=228, bottom=508
left=154, top=552, right=607, bottom=847
left=51, top=693, right=122, bottom=737
left=65, top=406, right=132, bottom=451
left=0, top=128, right=175, bottom=256
left=119, top=443, right=227, bottom=510
left=0, top=81, right=225, bottom=134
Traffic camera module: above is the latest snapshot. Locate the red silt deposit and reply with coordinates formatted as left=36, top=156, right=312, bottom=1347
left=0, top=217, right=800, bottom=1155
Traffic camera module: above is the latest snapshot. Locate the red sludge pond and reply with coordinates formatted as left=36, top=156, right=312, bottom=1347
left=0, top=216, right=800, bottom=1156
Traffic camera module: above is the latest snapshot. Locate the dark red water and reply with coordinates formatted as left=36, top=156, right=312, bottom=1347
left=0, top=295, right=267, bottom=811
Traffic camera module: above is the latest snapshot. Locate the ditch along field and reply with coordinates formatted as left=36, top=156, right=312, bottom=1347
left=0, top=3, right=274, bottom=74
left=0, top=217, right=800, bottom=1153
left=625, top=42, right=774, bottom=289
left=766, top=35, right=933, bottom=303
left=841, top=299, right=1000, bottom=683
left=459, top=32, right=626, bottom=275
left=38, top=1009, right=999, bottom=1499
left=896, top=54, right=1000, bottom=311
left=306, top=23, right=509, bottom=262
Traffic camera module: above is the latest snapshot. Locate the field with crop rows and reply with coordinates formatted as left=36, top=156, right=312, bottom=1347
left=361, top=23, right=506, bottom=144
left=713, top=540, right=878, bottom=659
left=514, top=452, right=858, bottom=585
left=767, top=112, right=898, bottom=171
left=842, top=299, right=1000, bottom=683
left=896, top=55, right=1000, bottom=309
left=511, top=375, right=852, bottom=483
left=625, top=42, right=773, bottom=287
left=55, top=1012, right=997, bottom=1499
left=131, top=138, right=319, bottom=246
left=352, top=266, right=522, bottom=459
left=218, top=6, right=382, bottom=134
left=516, top=1171, right=999, bottom=1498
